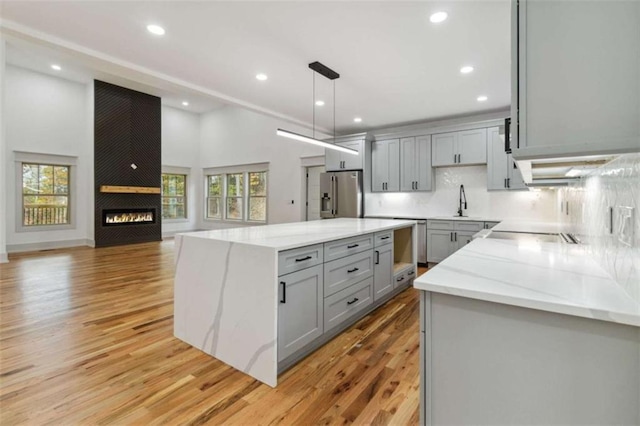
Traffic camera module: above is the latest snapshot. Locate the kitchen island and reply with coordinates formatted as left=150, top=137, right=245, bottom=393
left=174, top=218, right=416, bottom=387
left=414, top=228, right=640, bottom=425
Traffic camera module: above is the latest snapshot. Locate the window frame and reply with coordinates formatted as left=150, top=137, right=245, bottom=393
left=203, top=163, right=269, bottom=224
left=161, top=167, right=190, bottom=223
left=14, top=151, right=77, bottom=233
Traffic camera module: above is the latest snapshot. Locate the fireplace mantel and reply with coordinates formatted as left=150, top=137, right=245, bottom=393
left=99, top=185, right=161, bottom=194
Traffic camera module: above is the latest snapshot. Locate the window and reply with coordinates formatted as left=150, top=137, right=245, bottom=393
left=205, top=166, right=268, bottom=223
left=207, top=174, right=223, bottom=220
left=161, top=173, right=187, bottom=219
left=22, top=163, right=70, bottom=226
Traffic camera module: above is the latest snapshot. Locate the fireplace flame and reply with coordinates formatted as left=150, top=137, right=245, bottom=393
left=105, top=212, right=154, bottom=224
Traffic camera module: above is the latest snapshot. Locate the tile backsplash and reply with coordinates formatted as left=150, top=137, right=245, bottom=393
left=559, top=153, right=640, bottom=303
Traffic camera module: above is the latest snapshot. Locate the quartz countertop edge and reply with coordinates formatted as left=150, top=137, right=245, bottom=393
left=366, top=214, right=503, bottom=222
left=413, top=239, right=640, bottom=327
left=176, top=218, right=417, bottom=251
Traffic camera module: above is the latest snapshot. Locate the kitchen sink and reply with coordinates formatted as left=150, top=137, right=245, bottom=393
left=485, top=231, right=579, bottom=244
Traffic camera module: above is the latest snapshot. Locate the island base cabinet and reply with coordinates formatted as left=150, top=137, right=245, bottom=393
left=324, top=277, right=373, bottom=332
left=420, top=292, right=640, bottom=425
left=277, top=265, right=324, bottom=361
left=373, top=245, right=393, bottom=301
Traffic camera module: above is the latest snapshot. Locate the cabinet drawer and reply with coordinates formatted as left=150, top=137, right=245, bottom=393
left=394, top=267, right=416, bottom=288
left=374, top=230, right=393, bottom=247
left=426, top=220, right=453, bottom=230
left=454, top=221, right=484, bottom=232
left=324, top=277, right=373, bottom=332
left=278, top=244, right=324, bottom=276
left=324, top=234, right=374, bottom=262
left=324, top=250, right=374, bottom=296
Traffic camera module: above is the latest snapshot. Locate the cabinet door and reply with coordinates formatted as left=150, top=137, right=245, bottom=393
left=371, top=140, right=388, bottom=192
left=415, top=135, right=433, bottom=191
left=455, top=231, right=474, bottom=251
left=427, top=229, right=454, bottom=263
left=373, top=245, right=393, bottom=301
left=516, top=0, right=640, bottom=158
left=507, top=156, right=527, bottom=190
left=372, top=139, right=400, bottom=192
left=487, top=127, right=509, bottom=190
left=341, top=141, right=363, bottom=170
left=432, top=132, right=457, bottom=167
left=325, top=146, right=342, bottom=172
left=400, top=137, right=416, bottom=191
left=277, top=265, right=324, bottom=361
left=457, top=128, right=487, bottom=165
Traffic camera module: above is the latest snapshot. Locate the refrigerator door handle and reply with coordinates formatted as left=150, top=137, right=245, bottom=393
left=333, top=176, right=338, bottom=216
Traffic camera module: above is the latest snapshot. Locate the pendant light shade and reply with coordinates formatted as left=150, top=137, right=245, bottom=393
left=277, top=61, right=357, bottom=155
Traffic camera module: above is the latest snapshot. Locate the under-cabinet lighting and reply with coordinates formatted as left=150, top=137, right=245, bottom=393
left=276, top=129, right=359, bottom=155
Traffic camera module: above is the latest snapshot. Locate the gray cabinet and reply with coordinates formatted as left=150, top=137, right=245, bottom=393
left=512, top=0, right=640, bottom=159
left=417, top=220, right=427, bottom=264
left=325, top=140, right=364, bottom=171
left=373, top=244, right=393, bottom=301
left=487, top=127, right=527, bottom=190
left=278, top=265, right=324, bottom=361
left=432, top=129, right=487, bottom=167
left=400, top=135, right=433, bottom=191
left=426, top=220, right=486, bottom=264
left=372, top=139, right=400, bottom=192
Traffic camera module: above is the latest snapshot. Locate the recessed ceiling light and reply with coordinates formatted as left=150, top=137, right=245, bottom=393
left=353, top=117, right=362, bottom=123
left=477, top=95, right=488, bottom=102
left=460, top=66, right=474, bottom=74
left=429, top=12, right=448, bottom=23
left=51, top=64, right=61, bottom=71
left=147, top=24, right=165, bottom=36
left=315, top=100, right=325, bottom=106
left=256, top=73, right=268, bottom=81
left=182, top=101, right=189, bottom=106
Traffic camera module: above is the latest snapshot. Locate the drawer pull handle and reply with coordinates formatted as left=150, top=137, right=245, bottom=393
left=347, top=244, right=359, bottom=249
left=347, top=298, right=359, bottom=305
left=380, top=236, right=390, bottom=240
left=295, top=255, right=312, bottom=262
left=408, top=271, right=415, bottom=276
left=280, top=281, right=286, bottom=304
left=347, top=267, right=359, bottom=273
left=397, top=276, right=404, bottom=282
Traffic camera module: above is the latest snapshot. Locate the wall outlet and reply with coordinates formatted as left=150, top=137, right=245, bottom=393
left=615, top=206, right=634, bottom=247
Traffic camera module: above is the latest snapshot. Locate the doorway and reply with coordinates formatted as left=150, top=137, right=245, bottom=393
left=305, top=165, right=325, bottom=221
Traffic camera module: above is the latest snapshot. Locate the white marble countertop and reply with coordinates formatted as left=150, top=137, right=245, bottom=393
left=414, top=238, right=640, bottom=327
left=178, top=218, right=416, bottom=251
left=366, top=214, right=502, bottom=222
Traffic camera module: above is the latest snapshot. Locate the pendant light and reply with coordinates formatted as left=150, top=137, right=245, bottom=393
left=277, top=61, right=358, bottom=155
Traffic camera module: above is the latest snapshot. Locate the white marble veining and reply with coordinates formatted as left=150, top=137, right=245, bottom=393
left=177, top=218, right=416, bottom=250
left=414, top=238, right=640, bottom=327
left=174, top=218, right=415, bottom=387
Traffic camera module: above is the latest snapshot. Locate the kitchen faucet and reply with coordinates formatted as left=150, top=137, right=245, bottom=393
left=457, top=184, right=467, bottom=217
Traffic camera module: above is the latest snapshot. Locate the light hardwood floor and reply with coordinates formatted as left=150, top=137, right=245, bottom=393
left=0, top=240, right=425, bottom=425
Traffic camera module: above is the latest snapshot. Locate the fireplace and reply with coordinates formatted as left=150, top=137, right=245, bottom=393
left=102, top=208, right=156, bottom=226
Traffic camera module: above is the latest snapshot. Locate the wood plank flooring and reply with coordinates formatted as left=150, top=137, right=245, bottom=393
left=0, top=240, right=425, bottom=425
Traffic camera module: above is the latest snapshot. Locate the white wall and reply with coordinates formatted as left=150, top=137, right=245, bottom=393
left=0, top=38, right=7, bottom=262
left=4, top=65, right=92, bottom=251
left=198, top=106, right=325, bottom=229
left=161, top=105, right=200, bottom=236
left=366, top=165, right=556, bottom=220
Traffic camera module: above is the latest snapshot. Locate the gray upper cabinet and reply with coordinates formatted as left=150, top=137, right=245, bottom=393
left=277, top=265, right=324, bottom=361
left=487, top=127, right=527, bottom=190
left=372, top=139, right=400, bottom=192
left=512, top=0, right=640, bottom=159
left=432, top=129, right=487, bottom=167
left=400, top=136, right=433, bottom=192
left=325, top=140, right=364, bottom=171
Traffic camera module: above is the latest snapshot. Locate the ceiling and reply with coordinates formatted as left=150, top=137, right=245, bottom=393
left=0, top=1, right=511, bottom=134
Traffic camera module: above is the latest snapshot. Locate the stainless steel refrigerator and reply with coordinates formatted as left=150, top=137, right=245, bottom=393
left=320, top=171, right=363, bottom=218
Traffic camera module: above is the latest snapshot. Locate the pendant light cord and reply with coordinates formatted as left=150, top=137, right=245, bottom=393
left=333, top=80, right=336, bottom=142
left=312, top=72, right=316, bottom=139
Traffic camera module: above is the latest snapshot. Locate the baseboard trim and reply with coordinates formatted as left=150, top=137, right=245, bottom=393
left=7, top=238, right=92, bottom=254
left=0, top=252, right=8, bottom=263
left=163, top=229, right=198, bottom=239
